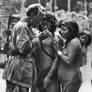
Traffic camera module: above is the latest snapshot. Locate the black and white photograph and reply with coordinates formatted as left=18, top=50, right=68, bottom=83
left=0, top=0, right=92, bottom=92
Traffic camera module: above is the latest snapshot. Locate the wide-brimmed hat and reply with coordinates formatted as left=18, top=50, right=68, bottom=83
left=26, top=3, right=46, bottom=17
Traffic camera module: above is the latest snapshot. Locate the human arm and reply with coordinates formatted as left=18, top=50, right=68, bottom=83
left=56, top=39, right=79, bottom=65
left=43, top=56, right=58, bottom=88
left=12, top=22, right=51, bottom=54
left=43, top=35, right=63, bottom=88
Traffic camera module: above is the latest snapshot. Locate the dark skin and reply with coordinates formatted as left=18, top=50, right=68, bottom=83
left=56, top=26, right=82, bottom=80
left=43, top=27, right=74, bottom=81
left=43, top=28, right=64, bottom=88
left=32, top=21, right=60, bottom=92
left=34, top=34, right=59, bottom=92
left=44, top=24, right=82, bottom=92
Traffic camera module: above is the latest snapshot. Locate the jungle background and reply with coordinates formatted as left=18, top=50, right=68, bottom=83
left=0, top=0, right=92, bottom=92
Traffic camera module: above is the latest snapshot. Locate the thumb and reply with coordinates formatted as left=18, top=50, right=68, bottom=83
left=43, top=80, right=47, bottom=88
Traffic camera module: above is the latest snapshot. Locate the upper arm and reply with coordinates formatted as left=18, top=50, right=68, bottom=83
left=13, top=22, right=31, bottom=53
left=67, top=39, right=79, bottom=63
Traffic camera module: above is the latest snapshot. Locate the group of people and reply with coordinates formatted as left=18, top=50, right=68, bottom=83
left=2, top=3, right=91, bottom=92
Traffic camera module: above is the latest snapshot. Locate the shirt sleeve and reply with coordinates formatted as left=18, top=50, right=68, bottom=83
left=12, top=22, right=40, bottom=55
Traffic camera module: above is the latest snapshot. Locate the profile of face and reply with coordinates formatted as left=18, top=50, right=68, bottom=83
left=59, top=19, right=79, bottom=40
left=60, top=25, right=72, bottom=40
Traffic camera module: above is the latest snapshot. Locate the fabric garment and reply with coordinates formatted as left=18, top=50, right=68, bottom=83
left=3, top=18, right=37, bottom=91
left=6, top=80, right=29, bottom=92
left=34, top=68, right=60, bottom=92
left=3, top=56, right=35, bottom=88
left=61, top=78, right=82, bottom=92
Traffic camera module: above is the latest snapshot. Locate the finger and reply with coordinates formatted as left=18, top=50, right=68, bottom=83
left=44, top=81, right=48, bottom=88
left=43, top=82, right=46, bottom=88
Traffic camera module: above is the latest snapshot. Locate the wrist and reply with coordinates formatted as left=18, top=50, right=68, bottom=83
left=46, top=74, right=51, bottom=79
left=57, top=50, right=63, bottom=56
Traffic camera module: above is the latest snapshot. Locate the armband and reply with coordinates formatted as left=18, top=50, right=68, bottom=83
left=57, top=50, right=63, bottom=56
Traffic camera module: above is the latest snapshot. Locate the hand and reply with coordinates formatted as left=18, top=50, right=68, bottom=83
left=52, top=40, right=60, bottom=52
left=43, top=76, right=51, bottom=88
left=38, top=30, right=51, bottom=41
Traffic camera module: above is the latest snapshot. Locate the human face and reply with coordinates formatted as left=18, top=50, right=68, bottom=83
left=29, top=16, right=40, bottom=28
left=80, top=33, right=86, bottom=44
left=29, top=12, right=44, bottom=28
left=81, top=33, right=90, bottom=46
left=60, top=25, right=72, bottom=40
left=42, top=20, right=52, bottom=31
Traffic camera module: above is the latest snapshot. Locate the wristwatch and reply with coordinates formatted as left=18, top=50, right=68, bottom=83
left=57, top=50, right=63, bottom=56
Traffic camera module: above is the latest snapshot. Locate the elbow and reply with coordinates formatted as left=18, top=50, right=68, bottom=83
left=62, top=59, right=73, bottom=65
left=66, top=59, right=73, bottom=65
left=66, top=61, right=72, bottom=65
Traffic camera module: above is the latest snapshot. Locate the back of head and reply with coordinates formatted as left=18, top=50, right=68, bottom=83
left=26, top=3, right=46, bottom=28
left=26, top=3, right=45, bottom=17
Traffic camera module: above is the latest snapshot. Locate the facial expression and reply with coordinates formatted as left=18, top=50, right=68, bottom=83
left=29, top=16, right=40, bottom=28
left=80, top=34, right=86, bottom=43
left=60, top=25, right=72, bottom=40
left=42, top=20, right=52, bottom=31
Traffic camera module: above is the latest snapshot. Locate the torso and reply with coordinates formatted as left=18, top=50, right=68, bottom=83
left=35, top=35, right=55, bottom=71
left=57, top=38, right=82, bottom=81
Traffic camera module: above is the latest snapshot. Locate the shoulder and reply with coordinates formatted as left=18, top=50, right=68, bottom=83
left=13, top=21, right=28, bottom=35
left=68, top=38, right=81, bottom=48
left=14, top=21, right=27, bottom=30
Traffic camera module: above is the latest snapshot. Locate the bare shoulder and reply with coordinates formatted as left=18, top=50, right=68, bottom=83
left=70, top=38, right=81, bottom=47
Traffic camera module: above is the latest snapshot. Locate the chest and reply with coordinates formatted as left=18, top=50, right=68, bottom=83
left=37, top=37, right=55, bottom=59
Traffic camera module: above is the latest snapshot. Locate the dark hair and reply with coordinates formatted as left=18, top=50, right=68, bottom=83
left=39, top=13, right=57, bottom=34
left=58, top=19, right=63, bottom=28
left=26, top=6, right=38, bottom=17
left=80, top=31, right=91, bottom=47
left=26, top=4, right=45, bottom=17
left=59, top=19, right=79, bottom=38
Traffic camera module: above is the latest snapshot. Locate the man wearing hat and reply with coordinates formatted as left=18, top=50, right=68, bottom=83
left=3, top=3, right=50, bottom=92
